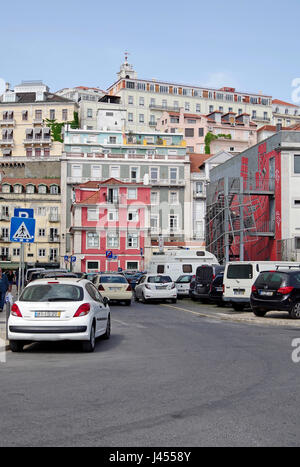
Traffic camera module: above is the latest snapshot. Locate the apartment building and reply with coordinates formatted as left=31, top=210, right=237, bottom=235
left=272, top=99, right=300, bottom=127
left=0, top=81, right=78, bottom=159
left=70, top=179, right=151, bottom=273
left=61, top=127, right=192, bottom=264
left=0, top=177, right=61, bottom=270
left=56, top=86, right=105, bottom=130
left=156, top=108, right=257, bottom=154
left=106, top=58, right=273, bottom=133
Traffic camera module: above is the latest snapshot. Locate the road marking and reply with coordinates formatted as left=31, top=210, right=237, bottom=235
left=162, top=304, right=208, bottom=317
left=112, top=319, right=146, bottom=329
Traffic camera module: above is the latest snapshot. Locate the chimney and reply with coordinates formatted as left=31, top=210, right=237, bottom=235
left=5, top=82, right=10, bottom=91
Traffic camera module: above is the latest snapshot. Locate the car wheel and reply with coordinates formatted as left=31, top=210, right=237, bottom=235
left=102, top=314, right=111, bottom=340
left=134, top=293, right=139, bottom=302
left=290, top=302, right=300, bottom=319
left=125, top=300, right=131, bottom=306
left=141, top=292, right=147, bottom=304
left=9, top=340, right=24, bottom=352
left=232, top=304, right=245, bottom=312
left=252, top=307, right=267, bottom=317
left=82, top=324, right=96, bottom=352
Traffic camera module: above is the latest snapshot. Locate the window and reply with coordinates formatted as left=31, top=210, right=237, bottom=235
left=38, top=228, right=45, bottom=237
left=187, top=146, right=194, bottom=153
left=50, top=185, right=59, bottom=194
left=162, top=100, right=167, bottom=109
left=130, top=167, right=139, bottom=182
left=139, top=97, right=144, bottom=106
left=227, top=264, right=253, bottom=279
left=38, top=185, right=47, bottom=194
left=26, top=148, right=32, bottom=157
left=183, top=264, right=192, bottom=273
left=110, top=166, right=120, bottom=178
left=196, top=181, right=204, bottom=194
left=150, top=215, right=159, bottom=232
left=2, top=206, right=9, bottom=217
left=62, top=109, right=68, bottom=121
left=13, top=248, right=20, bottom=256
left=87, top=109, right=93, bottom=118
left=170, top=167, right=178, bottom=181
left=252, top=110, right=256, bottom=118
left=87, top=232, right=99, bottom=248
left=22, top=110, right=28, bottom=121
left=128, top=96, right=134, bottom=105
left=37, top=207, right=46, bottom=216
left=209, top=105, right=214, bottom=113
left=87, top=208, right=98, bottom=221
left=294, top=155, right=300, bottom=174
left=127, top=233, right=138, bottom=248
left=26, top=184, right=35, bottom=194
left=71, top=164, right=82, bottom=177
left=109, top=136, right=117, bottom=144
left=228, top=107, right=233, bottom=112
left=159, top=86, right=169, bottom=93
left=91, top=165, right=101, bottom=178
left=35, top=148, right=41, bottom=157
left=151, top=191, right=159, bottom=205
left=157, top=265, right=164, bottom=274
left=127, top=261, right=139, bottom=270
left=128, top=188, right=137, bottom=199
left=107, top=232, right=119, bottom=248
left=196, top=104, right=201, bottom=113
left=108, top=211, right=118, bottom=221
left=2, top=184, right=11, bottom=193
left=44, top=148, right=50, bottom=157
left=87, top=261, right=99, bottom=272
left=1, top=228, right=8, bottom=240
left=128, top=113, right=133, bottom=122
left=185, top=102, right=190, bottom=111
left=139, top=114, right=144, bottom=123
left=150, top=98, right=156, bottom=107
left=35, top=110, right=42, bottom=120
left=198, top=128, right=204, bottom=137
left=50, top=109, right=55, bottom=120
left=49, top=248, right=58, bottom=261
left=128, top=210, right=138, bottom=221
left=150, top=167, right=159, bottom=181
left=126, top=81, right=135, bottom=89
left=137, top=82, right=146, bottom=91
left=185, top=128, right=194, bottom=137
left=38, top=249, right=46, bottom=257
left=14, top=184, right=22, bottom=194
left=170, top=191, right=178, bottom=204
left=169, top=215, right=178, bottom=231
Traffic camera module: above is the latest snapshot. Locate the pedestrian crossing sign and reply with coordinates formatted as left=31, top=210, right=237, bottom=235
left=10, top=217, right=35, bottom=243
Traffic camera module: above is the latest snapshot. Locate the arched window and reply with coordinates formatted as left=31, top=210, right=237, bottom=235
left=2, top=184, right=11, bottom=193
left=50, top=185, right=59, bottom=194
left=26, top=184, right=35, bottom=194
left=14, top=184, right=22, bottom=194
left=38, top=184, right=47, bottom=194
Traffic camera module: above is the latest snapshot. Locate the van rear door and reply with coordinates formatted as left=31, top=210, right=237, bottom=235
left=224, top=263, right=253, bottom=302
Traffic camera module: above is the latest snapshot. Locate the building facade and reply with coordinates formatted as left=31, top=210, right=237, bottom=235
left=61, top=127, right=192, bottom=265
left=272, top=99, right=300, bottom=127
left=70, top=179, right=151, bottom=272
left=0, top=177, right=61, bottom=270
left=0, top=81, right=78, bottom=159
left=106, top=58, right=273, bottom=133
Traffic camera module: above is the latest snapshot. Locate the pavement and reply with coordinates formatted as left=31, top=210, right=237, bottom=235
left=1, top=300, right=300, bottom=446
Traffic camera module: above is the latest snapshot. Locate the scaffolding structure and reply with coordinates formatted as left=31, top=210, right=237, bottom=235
left=205, top=176, right=275, bottom=263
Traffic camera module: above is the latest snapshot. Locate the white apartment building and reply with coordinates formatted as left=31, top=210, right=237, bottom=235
left=107, top=58, right=273, bottom=133
left=272, top=99, right=300, bottom=127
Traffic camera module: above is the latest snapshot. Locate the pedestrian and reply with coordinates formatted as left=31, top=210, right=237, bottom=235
left=6, top=270, right=15, bottom=292
left=0, top=268, right=9, bottom=312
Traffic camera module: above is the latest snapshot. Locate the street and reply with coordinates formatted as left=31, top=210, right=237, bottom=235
left=1, top=298, right=300, bottom=447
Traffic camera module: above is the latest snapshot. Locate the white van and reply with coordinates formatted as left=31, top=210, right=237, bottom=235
left=147, top=249, right=219, bottom=282
left=223, top=261, right=300, bottom=311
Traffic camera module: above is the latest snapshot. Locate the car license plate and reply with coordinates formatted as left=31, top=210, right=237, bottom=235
left=216, top=287, right=223, bottom=292
left=259, top=291, right=273, bottom=296
left=109, top=287, right=120, bottom=291
left=156, top=286, right=167, bottom=289
left=233, top=289, right=245, bottom=295
left=34, top=311, right=61, bottom=318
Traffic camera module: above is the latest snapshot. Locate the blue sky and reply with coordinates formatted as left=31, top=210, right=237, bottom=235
left=1, top=0, right=299, bottom=102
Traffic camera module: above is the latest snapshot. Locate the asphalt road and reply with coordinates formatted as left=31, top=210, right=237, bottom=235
left=1, top=298, right=300, bottom=447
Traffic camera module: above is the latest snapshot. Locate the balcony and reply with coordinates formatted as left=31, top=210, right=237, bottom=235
left=252, top=116, right=271, bottom=122
left=0, top=237, right=10, bottom=242
left=23, top=138, right=52, bottom=145
left=0, top=119, right=15, bottom=126
left=0, top=139, right=14, bottom=147
left=149, top=121, right=157, bottom=126
left=150, top=179, right=185, bottom=186
left=194, top=190, right=206, bottom=198
left=0, top=214, right=10, bottom=221
left=33, top=118, right=44, bottom=125
left=49, top=214, right=60, bottom=222
left=48, top=236, right=60, bottom=243
left=149, top=104, right=180, bottom=112
left=0, top=255, right=11, bottom=261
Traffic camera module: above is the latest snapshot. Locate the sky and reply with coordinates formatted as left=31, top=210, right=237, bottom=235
left=1, top=0, right=300, bottom=103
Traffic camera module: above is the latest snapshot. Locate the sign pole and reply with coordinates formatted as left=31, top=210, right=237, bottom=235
left=21, top=242, right=25, bottom=294
left=17, top=243, right=23, bottom=300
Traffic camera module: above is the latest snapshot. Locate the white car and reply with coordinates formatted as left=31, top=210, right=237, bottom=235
left=93, top=273, right=133, bottom=305
left=8, top=278, right=111, bottom=353
left=175, top=274, right=194, bottom=297
left=134, top=274, right=177, bottom=303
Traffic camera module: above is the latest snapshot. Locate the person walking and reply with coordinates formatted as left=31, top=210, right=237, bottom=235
left=0, top=268, right=9, bottom=312
left=6, top=270, right=14, bottom=292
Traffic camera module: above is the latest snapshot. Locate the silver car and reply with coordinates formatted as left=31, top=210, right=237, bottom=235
left=134, top=274, right=177, bottom=304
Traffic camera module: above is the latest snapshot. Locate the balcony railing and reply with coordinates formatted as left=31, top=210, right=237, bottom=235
left=0, top=139, right=14, bottom=146
left=0, top=119, right=15, bottom=126
left=23, top=138, right=51, bottom=145
left=149, top=104, right=180, bottom=112
left=252, top=116, right=271, bottom=122
left=0, top=256, right=11, bottom=261
left=49, top=214, right=60, bottom=222
left=0, top=237, right=10, bottom=242
left=48, top=236, right=60, bottom=243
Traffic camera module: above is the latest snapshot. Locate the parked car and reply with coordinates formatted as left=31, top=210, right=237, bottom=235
left=93, top=274, right=132, bottom=305
left=42, top=272, right=78, bottom=279
left=208, top=273, right=224, bottom=306
left=191, top=264, right=225, bottom=302
left=25, top=268, right=46, bottom=285
left=250, top=269, right=300, bottom=318
left=82, top=273, right=98, bottom=282
left=134, top=274, right=177, bottom=303
left=129, top=272, right=145, bottom=290
left=8, top=278, right=111, bottom=352
left=175, top=274, right=194, bottom=298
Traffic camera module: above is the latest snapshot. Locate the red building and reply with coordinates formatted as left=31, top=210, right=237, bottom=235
left=70, top=178, right=151, bottom=272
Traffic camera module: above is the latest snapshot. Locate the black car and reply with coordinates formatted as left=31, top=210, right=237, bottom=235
left=250, top=269, right=300, bottom=318
left=208, top=273, right=224, bottom=306
left=190, top=264, right=225, bottom=302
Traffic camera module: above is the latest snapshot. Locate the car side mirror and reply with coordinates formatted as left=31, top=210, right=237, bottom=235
left=103, top=297, right=109, bottom=306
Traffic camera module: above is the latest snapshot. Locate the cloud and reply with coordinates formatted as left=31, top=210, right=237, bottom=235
left=203, top=72, right=240, bottom=90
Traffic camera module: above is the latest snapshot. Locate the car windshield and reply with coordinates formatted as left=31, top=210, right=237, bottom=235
left=176, top=275, right=192, bottom=283
left=148, top=276, right=172, bottom=283
left=255, top=272, right=287, bottom=288
left=20, top=284, right=84, bottom=302
left=100, top=276, right=127, bottom=284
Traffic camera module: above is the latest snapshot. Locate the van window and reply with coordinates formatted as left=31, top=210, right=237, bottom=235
left=182, top=264, right=192, bottom=273
left=157, top=265, right=164, bottom=274
left=227, top=264, right=253, bottom=279
left=196, top=266, right=213, bottom=283
left=196, top=251, right=205, bottom=256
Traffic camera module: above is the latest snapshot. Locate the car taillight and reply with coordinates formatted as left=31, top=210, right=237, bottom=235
left=171, top=283, right=175, bottom=289
left=251, top=285, right=257, bottom=293
left=98, top=284, right=105, bottom=291
left=222, top=284, right=224, bottom=293
left=11, top=304, right=22, bottom=317
left=126, top=285, right=132, bottom=291
left=73, top=303, right=90, bottom=317
left=277, top=286, right=294, bottom=295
